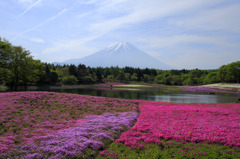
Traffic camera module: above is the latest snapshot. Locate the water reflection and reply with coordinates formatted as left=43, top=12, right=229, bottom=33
left=141, top=94, right=236, bottom=103
left=45, top=87, right=238, bottom=103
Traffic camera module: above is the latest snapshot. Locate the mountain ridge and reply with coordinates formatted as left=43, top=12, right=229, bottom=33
left=54, top=42, right=172, bottom=70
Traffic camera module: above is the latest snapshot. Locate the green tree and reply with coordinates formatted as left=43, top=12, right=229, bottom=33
left=1, top=37, right=46, bottom=90
left=203, top=72, right=219, bottom=84
left=110, top=66, right=120, bottom=78
left=183, top=69, right=203, bottom=85
left=230, top=61, right=240, bottom=83
left=96, top=68, right=103, bottom=82
left=8, top=46, right=32, bottom=90
left=131, top=73, right=138, bottom=81
left=83, top=75, right=95, bottom=84
left=124, top=73, right=131, bottom=81
left=56, top=66, right=69, bottom=81
left=123, top=66, right=134, bottom=75
left=39, top=64, right=59, bottom=85
left=154, top=73, right=171, bottom=85
left=103, top=67, right=111, bottom=78
left=107, top=75, right=114, bottom=82
left=48, top=70, right=59, bottom=85
left=170, top=75, right=182, bottom=85
left=218, top=61, right=240, bottom=83
left=77, top=64, right=88, bottom=84
left=117, top=72, right=126, bottom=82
left=20, top=58, right=44, bottom=90
left=135, top=68, right=143, bottom=81
left=61, top=75, right=78, bottom=85
left=69, top=65, right=78, bottom=77
left=0, top=38, right=12, bottom=83
left=143, top=74, right=149, bottom=82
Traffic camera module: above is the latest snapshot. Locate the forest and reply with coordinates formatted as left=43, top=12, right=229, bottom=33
left=1, top=37, right=240, bottom=91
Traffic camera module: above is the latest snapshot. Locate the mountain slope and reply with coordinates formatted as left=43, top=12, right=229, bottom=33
left=57, top=42, right=172, bottom=69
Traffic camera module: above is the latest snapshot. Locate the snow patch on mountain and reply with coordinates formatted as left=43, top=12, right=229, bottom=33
left=54, top=42, right=172, bottom=70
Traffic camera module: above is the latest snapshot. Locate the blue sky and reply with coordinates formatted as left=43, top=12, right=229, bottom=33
left=0, top=0, right=239, bottom=69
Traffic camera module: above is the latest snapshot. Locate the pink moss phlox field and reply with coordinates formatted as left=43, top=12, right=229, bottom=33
left=182, top=86, right=240, bottom=93
left=2, top=112, right=138, bottom=159
left=116, top=100, right=240, bottom=148
left=0, top=91, right=138, bottom=153
left=100, top=150, right=119, bottom=159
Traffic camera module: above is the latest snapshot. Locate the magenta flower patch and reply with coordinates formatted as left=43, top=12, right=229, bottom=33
left=182, top=86, right=240, bottom=93
left=116, top=100, right=240, bottom=148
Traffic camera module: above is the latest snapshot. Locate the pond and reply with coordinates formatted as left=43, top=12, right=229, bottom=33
left=31, top=87, right=239, bottom=103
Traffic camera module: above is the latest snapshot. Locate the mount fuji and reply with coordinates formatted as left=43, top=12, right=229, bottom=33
left=55, top=42, right=172, bottom=69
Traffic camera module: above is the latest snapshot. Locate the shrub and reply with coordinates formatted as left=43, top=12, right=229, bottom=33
left=61, top=75, right=78, bottom=85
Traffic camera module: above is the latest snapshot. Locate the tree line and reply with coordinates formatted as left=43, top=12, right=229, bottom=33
left=0, top=38, right=44, bottom=91
left=1, top=37, right=239, bottom=91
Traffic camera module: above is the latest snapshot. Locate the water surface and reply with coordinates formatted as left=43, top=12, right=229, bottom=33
left=37, top=87, right=238, bottom=103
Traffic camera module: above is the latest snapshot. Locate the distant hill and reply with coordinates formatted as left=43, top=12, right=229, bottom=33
left=54, top=42, right=172, bottom=70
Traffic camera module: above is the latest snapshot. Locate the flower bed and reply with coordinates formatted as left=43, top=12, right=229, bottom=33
left=98, top=100, right=240, bottom=158
left=182, top=86, right=240, bottom=93
left=0, top=91, right=138, bottom=153
left=2, top=112, right=138, bottom=159
left=116, top=100, right=240, bottom=148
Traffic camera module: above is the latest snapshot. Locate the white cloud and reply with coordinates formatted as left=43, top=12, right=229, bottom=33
left=18, top=0, right=33, bottom=4
left=20, top=0, right=42, bottom=16
left=41, top=37, right=98, bottom=62
left=19, top=8, right=67, bottom=36
left=141, top=35, right=236, bottom=49
left=170, top=2, right=240, bottom=33
left=168, top=49, right=239, bottom=69
left=29, top=38, right=45, bottom=43
left=87, top=0, right=228, bottom=37
left=131, top=32, right=240, bottom=69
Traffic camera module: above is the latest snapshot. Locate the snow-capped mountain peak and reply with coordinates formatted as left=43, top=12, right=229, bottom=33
left=107, top=42, right=129, bottom=51
left=56, top=42, right=172, bottom=69
left=105, top=42, right=140, bottom=55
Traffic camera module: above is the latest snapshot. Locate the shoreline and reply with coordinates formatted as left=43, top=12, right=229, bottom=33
left=14, top=83, right=240, bottom=96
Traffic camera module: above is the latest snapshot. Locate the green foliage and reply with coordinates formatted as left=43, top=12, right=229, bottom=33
left=183, top=69, right=203, bottom=85
left=203, top=72, right=219, bottom=84
left=97, top=140, right=240, bottom=159
left=0, top=84, right=8, bottom=91
left=83, top=75, right=96, bottom=84
left=38, top=64, right=59, bottom=85
left=56, top=67, right=69, bottom=81
left=125, top=73, right=131, bottom=81
left=48, top=71, right=59, bottom=84
left=0, top=37, right=45, bottom=90
left=217, top=61, right=240, bottom=83
left=110, top=66, right=120, bottom=78
left=103, top=67, right=111, bottom=77
left=0, top=68, right=11, bottom=83
left=154, top=73, right=171, bottom=85
left=69, top=64, right=78, bottom=77
left=117, top=72, right=126, bottom=82
left=95, top=69, right=102, bottom=82
left=20, top=59, right=45, bottom=90
left=154, top=74, right=163, bottom=84
left=131, top=73, right=138, bottom=81
left=107, top=75, right=115, bottom=82
left=143, top=74, right=149, bottom=82
left=61, top=75, right=78, bottom=85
